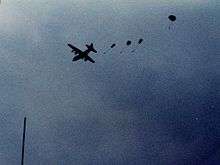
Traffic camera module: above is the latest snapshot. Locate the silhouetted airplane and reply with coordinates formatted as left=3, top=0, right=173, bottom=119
left=67, top=43, right=97, bottom=63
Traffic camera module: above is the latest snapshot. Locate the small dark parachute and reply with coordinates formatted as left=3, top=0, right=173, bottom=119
left=131, top=38, right=144, bottom=53
left=138, top=38, right=143, bottom=44
left=168, top=15, right=176, bottom=30
left=120, top=41, right=132, bottom=54
left=168, top=15, right=176, bottom=22
left=126, top=40, right=132, bottom=46
left=103, top=43, right=116, bottom=54
left=111, top=43, right=116, bottom=48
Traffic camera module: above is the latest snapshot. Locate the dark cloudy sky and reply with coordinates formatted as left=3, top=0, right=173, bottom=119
left=0, top=0, right=219, bottom=164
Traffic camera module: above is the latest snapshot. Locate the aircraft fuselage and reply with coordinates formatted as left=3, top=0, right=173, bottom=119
left=78, top=51, right=89, bottom=60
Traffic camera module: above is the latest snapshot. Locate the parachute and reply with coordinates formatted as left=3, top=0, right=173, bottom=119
left=110, top=43, right=116, bottom=48
left=138, top=38, right=143, bottom=44
left=168, top=15, right=176, bottom=30
left=126, top=40, right=132, bottom=46
left=168, top=15, right=176, bottom=22
left=131, top=38, right=144, bottom=52
left=103, top=43, right=116, bottom=54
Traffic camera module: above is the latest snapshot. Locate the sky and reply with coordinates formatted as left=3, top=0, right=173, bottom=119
left=0, top=0, right=219, bottom=164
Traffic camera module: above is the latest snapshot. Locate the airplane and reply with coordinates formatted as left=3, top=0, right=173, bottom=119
left=67, top=43, right=97, bottom=63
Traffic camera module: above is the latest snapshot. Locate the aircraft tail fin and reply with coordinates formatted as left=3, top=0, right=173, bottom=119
left=86, top=43, right=97, bottom=53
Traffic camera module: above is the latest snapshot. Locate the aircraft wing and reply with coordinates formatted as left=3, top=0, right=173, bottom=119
left=72, top=55, right=81, bottom=62
left=86, top=56, right=95, bottom=63
left=67, top=44, right=83, bottom=55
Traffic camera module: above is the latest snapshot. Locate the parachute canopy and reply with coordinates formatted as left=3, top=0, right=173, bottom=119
left=168, top=15, right=176, bottom=22
left=138, top=38, right=143, bottom=44
left=110, top=43, right=116, bottom=48
left=126, top=40, right=131, bottom=46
